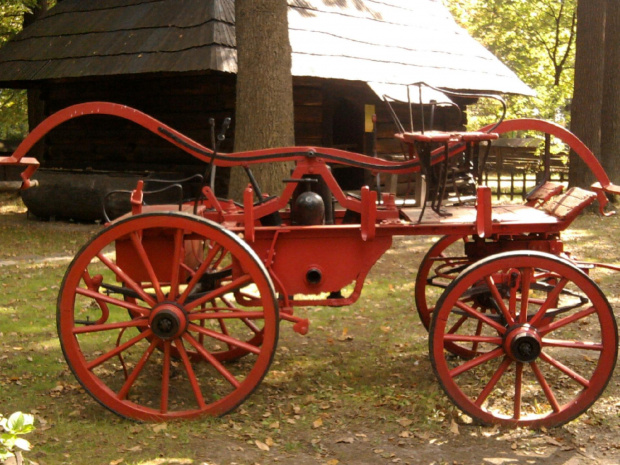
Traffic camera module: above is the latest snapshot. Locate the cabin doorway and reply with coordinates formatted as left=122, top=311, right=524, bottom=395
left=331, top=98, right=365, bottom=190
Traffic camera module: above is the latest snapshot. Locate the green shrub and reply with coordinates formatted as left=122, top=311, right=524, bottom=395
left=0, top=412, right=35, bottom=465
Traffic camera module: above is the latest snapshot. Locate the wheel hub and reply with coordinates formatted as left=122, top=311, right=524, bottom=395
left=503, top=324, right=542, bottom=363
left=149, top=303, right=188, bottom=340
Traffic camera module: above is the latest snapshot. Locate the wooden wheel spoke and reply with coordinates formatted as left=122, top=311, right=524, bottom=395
left=117, top=339, right=158, bottom=400
left=484, top=275, right=514, bottom=325
left=508, top=273, right=518, bottom=321
left=514, top=362, right=523, bottom=420
left=217, top=314, right=231, bottom=340
left=213, top=297, right=262, bottom=334
left=542, top=338, right=603, bottom=351
left=210, top=243, right=229, bottom=268
left=161, top=341, right=171, bottom=414
left=75, top=287, right=149, bottom=317
left=173, top=339, right=207, bottom=410
left=185, top=274, right=253, bottom=311
left=455, top=301, right=506, bottom=334
left=447, top=314, right=469, bottom=334
left=538, top=306, right=596, bottom=336
left=448, top=347, right=505, bottom=377
left=539, top=351, right=591, bottom=388
left=183, top=334, right=241, bottom=388
left=475, top=356, right=512, bottom=406
left=178, top=243, right=225, bottom=304
left=130, top=231, right=165, bottom=301
left=189, top=323, right=261, bottom=355
left=190, top=310, right=263, bottom=342
left=530, top=361, right=561, bottom=413
left=86, top=330, right=153, bottom=370
left=97, top=252, right=157, bottom=307
left=240, top=317, right=261, bottom=335
left=518, top=268, right=532, bottom=324
left=472, top=319, right=484, bottom=352
left=189, top=310, right=266, bottom=322
left=529, top=277, right=569, bottom=326
left=168, top=229, right=185, bottom=301
left=72, top=318, right=148, bottom=334
left=443, top=334, right=502, bottom=345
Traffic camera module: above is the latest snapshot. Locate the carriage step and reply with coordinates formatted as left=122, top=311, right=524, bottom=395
left=526, top=181, right=564, bottom=207
left=543, top=187, right=597, bottom=220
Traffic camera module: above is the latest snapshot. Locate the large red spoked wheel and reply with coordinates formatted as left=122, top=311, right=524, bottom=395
left=430, top=251, right=618, bottom=428
left=415, top=235, right=470, bottom=330
left=57, top=212, right=278, bottom=421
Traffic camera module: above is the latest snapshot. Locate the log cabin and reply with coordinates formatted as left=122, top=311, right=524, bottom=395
left=0, top=0, right=531, bottom=220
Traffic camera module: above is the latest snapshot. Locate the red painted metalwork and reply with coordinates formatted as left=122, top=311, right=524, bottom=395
left=0, top=155, right=39, bottom=189
left=5, top=101, right=619, bottom=426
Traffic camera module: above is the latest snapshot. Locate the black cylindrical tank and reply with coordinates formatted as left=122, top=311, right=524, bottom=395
left=292, top=190, right=325, bottom=225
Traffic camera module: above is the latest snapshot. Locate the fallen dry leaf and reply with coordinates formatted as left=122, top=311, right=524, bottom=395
left=312, top=418, right=323, bottom=429
left=545, top=437, right=562, bottom=447
left=450, top=419, right=459, bottom=435
left=151, top=423, right=167, bottom=433
left=255, top=440, right=270, bottom=451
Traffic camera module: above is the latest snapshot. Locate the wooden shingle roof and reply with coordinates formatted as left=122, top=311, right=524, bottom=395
left=0, top=0, right=533, bottom=96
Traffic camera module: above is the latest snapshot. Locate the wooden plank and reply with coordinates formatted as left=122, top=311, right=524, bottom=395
left=543, top=187, right=597, bottom=219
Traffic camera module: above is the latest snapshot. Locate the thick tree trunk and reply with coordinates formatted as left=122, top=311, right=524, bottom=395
left=569, top=0, right=605, bottom=188
left=25, top=0, right=49, bottom=161
left=228, top=0, right=295, bottom=201
left=601, top=0, right=620, bottom=184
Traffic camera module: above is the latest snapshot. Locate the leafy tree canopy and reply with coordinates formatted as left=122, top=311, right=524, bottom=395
left=0, top=0, right=42, bottom=141
left=446, top=0, right=576, bottom=129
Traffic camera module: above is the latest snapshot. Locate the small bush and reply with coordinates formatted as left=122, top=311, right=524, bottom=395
left=0, top=412, right=35, bottom=465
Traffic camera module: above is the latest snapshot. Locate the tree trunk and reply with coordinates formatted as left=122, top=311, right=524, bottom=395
left=569, top=0, right=605, bottom=188
left=25, top=0, right=49, bottom=161
left=228, top=0, right=295, bottom=201
left=601, top=0, right=620, bottom=184
left=23, top=0, right=48, bottom=28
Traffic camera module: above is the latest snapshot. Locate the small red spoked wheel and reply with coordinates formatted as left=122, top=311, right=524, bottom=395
left=57, top=212, right=278, bottom=421
left=429, top=251, right=618, bottom=428
left=415, top=235, right=470, bottom=330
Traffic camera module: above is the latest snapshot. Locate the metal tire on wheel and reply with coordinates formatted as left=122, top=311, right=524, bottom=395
left=429, top=251, right=618, bottom=428
left=57, top=212, right=278, bottom=421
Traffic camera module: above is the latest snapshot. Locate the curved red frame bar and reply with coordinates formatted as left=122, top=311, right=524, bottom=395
left=5, top=101, right=421, bottom=183
left=4, top=102, right=619, bottom=201
left=481, top=118, right=611, bottom=188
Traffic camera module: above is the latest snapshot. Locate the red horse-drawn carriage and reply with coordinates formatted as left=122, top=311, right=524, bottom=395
left=1, top=86, right=618, bottom=427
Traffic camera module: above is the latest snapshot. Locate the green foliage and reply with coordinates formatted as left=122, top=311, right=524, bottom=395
left=0, top=1, right=38, bottom=42
left=446, top=0, right=576, bottom=129
left=0, top=88, right=27, bottom=140
left=0, top=411, right=35, bottom=462
left=0, top=1, right=43, bottom=141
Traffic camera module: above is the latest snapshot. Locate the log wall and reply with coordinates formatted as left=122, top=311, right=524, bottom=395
left=23, top=73, right=467, bottom=220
